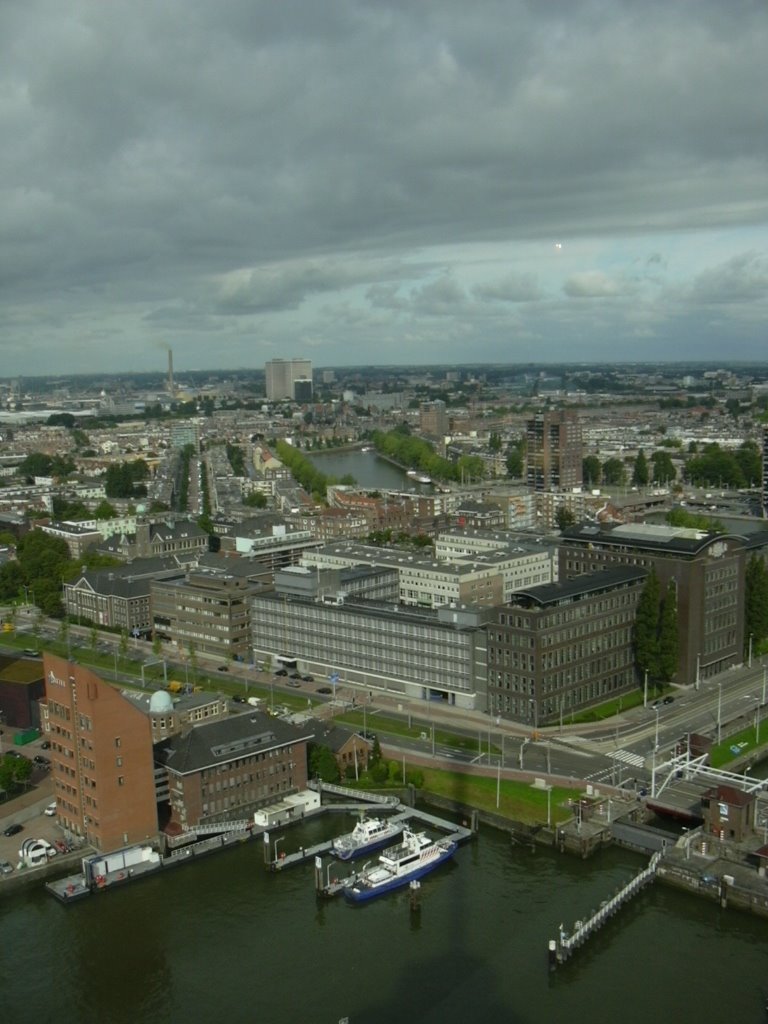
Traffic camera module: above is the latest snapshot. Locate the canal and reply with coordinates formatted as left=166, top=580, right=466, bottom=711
left=2, top=816, right=767, bottom=1023
left=307, top=448, right=433, bottom=492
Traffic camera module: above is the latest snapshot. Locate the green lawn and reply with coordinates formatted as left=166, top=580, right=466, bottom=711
left=336, top=709, right=500, bottom=756
left=709, top=723, right=768, bottom=769
left=420, top=768, right=573, bottom=824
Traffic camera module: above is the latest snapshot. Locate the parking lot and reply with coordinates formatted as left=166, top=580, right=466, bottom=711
left=0, top=732, right=64, bottom=875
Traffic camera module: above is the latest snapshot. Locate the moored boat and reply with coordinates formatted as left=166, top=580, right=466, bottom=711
left=332, top=817, right=403, bottom=861
left=344, top=829, right=456, bottom=903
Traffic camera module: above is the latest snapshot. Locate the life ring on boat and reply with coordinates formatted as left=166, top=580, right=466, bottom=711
left=117, top=871, right=125, bottom=880
left=279, top=852, right=286, bottom=860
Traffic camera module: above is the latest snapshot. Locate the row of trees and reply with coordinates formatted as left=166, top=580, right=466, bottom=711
left=633, top=569, right=679, bottom=687
left=275, top=441, right=356, bottom=499
left=371, top=429, right=485, bottom=484
left=582, top=441, right=761, bottom=490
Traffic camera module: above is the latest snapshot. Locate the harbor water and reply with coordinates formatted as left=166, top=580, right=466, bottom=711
left=2, top=817, right=768, bottom=1023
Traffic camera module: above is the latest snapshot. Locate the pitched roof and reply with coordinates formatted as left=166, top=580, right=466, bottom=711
left=159, top=710, right=312, bottom=775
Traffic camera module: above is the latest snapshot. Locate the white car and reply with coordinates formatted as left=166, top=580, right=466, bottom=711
left=44, top=802, right=57, bottom=816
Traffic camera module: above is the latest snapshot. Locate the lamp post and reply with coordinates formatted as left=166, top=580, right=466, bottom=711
left=643, top=670, right=648, bottom=709
left=274, top=836, right=284, bottom=865
left=529, top=697, right=538, bottom=736
left=748, top=633, right=753, bottom=669
left=695, top=652, right=701, bottom=691
left=717, top=682, right=722, bottom=746
left=654, top=706, right=661, bottom=753
left=546, top=784, right=552, bottom=829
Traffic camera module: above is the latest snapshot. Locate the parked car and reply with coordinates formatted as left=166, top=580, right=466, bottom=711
left=41, top=740, right=51, bottom=749
left=44, top=802, right=57, bottom=816
left=0, top=860, right=13, bottom=874
left=275, top=669, right=288, bottom=677
left=663, top=696, right=675, bottom=705
left=287, top=679, right=301, bottom=688
left=217, top=665, right=229, bottom=672
left=232, top=695, right=246, bottom=704
left=302, top=675, right=314, bottom=682
left=33, top=755, right=50, bottom=766
left=3, top=823, right=23, bottom=837
left=316, top=686, right=332, bottom=695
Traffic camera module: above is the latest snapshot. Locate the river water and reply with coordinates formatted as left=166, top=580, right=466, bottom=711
left=3, top=814, right=767, bottom=1024
left=307, top=449, right=432, bottom=492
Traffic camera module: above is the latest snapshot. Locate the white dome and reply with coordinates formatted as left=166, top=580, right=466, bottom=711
left=149, top=690, right=174, bottom=713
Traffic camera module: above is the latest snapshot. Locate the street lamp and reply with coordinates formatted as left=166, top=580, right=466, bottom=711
left=529, top=697, right=538, bottom=736
left=654, top=706, right=661, bottom=753
left=695, top=652, right=701, bottom=690
left=717, top=682, right=722, bottom=746
left=748, top=633, right=753, bottom=669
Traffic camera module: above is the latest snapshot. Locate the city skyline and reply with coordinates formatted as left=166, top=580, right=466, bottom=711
left=2, top=1, right=767, bottom=376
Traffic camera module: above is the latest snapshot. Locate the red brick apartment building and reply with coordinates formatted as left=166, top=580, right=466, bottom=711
left=44, top=654, right=158, bottom=852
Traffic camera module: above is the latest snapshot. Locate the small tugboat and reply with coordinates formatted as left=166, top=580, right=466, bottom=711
left=344, top=829, right=456, bottom=903
left=332, top=817, right=403, bottom=861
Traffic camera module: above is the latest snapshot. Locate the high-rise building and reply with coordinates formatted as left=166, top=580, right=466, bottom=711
left=44, top=654, right=158, bottom=851
left=420, top=400, right=448, bottom=438
left=525, top=410, right=583, bottom=492
left=265, top=358, right=312, bottom=401
left=762, top=425, right=768, bottom=518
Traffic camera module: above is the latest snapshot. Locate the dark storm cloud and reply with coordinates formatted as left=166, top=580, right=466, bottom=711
left=1, top=0, right=767, bottom=370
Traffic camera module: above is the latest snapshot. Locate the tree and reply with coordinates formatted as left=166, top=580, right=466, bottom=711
left=582, top=455, right=601, bottom=487
left=243, top=492, right=267, bottom=509
left=744, top=556, right=768, bottom=653
left=488, top=432, right=502, bottom=453
left=555, top=506, right=576, bottom=531
left=152, top=634, right=162, bottom=657
left=656, top=582, right=679, bottom=682
left=94, top=499, right=117, bottom=520
left=308, top=744, right=340, bottom=783
left=119, top=628, right=129, bottom=664
left=634, top=568, right=661, bottom=683
left=602, top=458, right=626, bottom=486
left=651, top=450, right=676, bottom=485
left=505, top=446, right=524, bottom=479
left=0, top=561, right=25, bottom=601
left=89, top=626, right=99, bottom=653
left=632, top=450, right=649, bottom=487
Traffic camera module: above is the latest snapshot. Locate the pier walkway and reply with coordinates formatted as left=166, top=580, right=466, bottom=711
left=550, top=850, right=662, bottom=967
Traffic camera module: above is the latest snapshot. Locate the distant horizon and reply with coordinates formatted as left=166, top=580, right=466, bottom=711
left=4, top=357, right=768, bottom=385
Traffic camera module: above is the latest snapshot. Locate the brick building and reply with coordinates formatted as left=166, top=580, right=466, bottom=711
left=156, top=711, right=311, bottom=830
left=559, top=522, right=747, bottom=686
left=44, top=654, right=158, bottom=851
left=486, top=567, right=646, bottom=724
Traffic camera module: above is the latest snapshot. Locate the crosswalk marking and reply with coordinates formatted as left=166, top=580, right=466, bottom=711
left=610, top=749, right=645, bottom=768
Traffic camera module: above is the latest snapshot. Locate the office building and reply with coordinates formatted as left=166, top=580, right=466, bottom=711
left=525, top=410, right=583, bottom=492
left=265, top=359, right=312, bottom=401
left=486, top=567, right=646, bottom=724
left=151, top=570, right=258, bottom=662
left=559, top=522, right=747, bottom=686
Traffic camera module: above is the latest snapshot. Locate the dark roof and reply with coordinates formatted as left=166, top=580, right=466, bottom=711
left=703, top=784, right=755, bottom=807
left=304, top=719, right=360, bottom=752
left=508, top=566, right=647, bottom=608
left=561, top=522, right=745, bottom=558
left=159, top=710, right=312, bottom=775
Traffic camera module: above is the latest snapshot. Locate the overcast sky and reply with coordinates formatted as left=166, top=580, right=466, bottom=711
left=2, top=0, right=767, bottom=377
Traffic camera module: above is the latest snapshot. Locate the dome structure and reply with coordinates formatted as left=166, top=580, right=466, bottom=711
left=149, top=689, right=174, bottom=714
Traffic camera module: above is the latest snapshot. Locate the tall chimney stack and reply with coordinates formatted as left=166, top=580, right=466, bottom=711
left=168, top=347, right=174, bottom=396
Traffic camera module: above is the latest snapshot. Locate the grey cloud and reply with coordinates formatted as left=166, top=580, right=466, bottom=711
left=687, top=251, right=768, bottom=304
left=473, top=272, right=541, bottom=303
left=1, top=0, right=767, bottom=371
left=563, top=272, right=631, bottom=299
